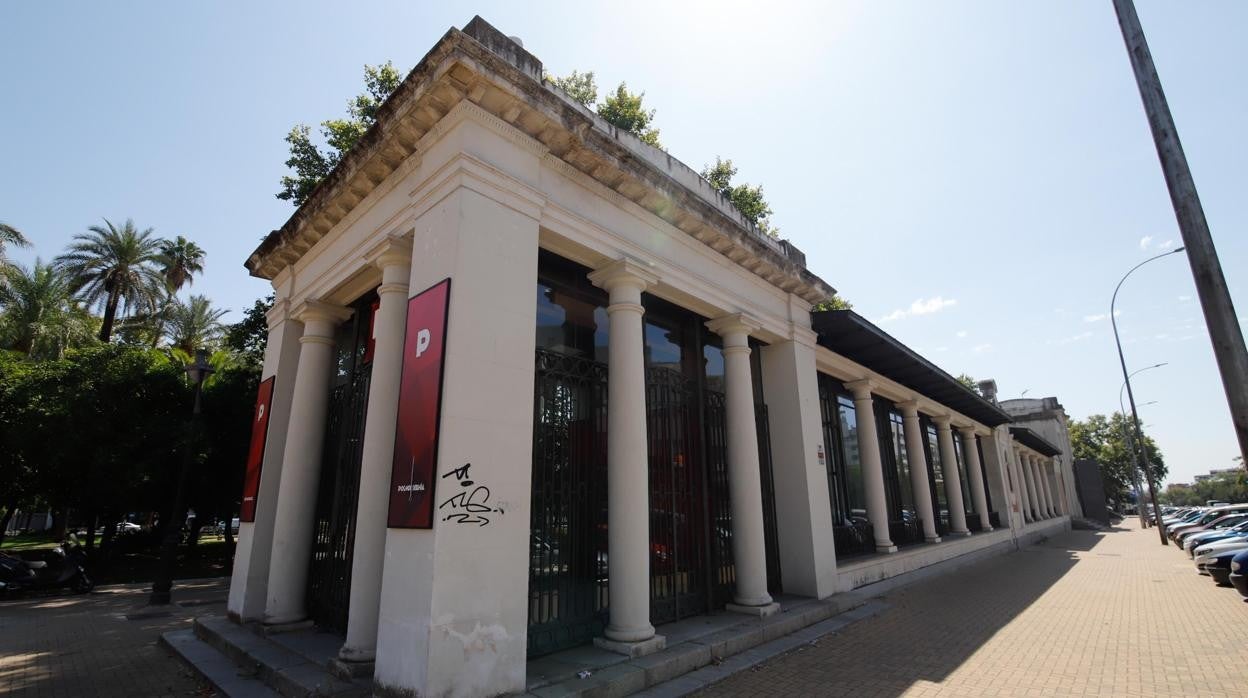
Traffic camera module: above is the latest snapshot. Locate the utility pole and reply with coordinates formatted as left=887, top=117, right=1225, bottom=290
left=1112, top=0, right=1248, bottom=471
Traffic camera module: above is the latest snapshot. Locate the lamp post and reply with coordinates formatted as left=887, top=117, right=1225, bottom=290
left=1119, top=363, right=1165, bottom=527
left=150, top=349, right=214, bottom=605
left=1113, top=248, right=1184, bottom=544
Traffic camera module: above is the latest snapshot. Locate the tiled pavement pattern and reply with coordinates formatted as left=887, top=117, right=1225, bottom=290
left=0, top=577, right=222, bottom=697
left=701, top=519, right=1247, bottom=697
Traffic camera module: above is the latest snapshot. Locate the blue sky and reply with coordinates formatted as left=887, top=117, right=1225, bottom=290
left=2, top=2, right=1244, bottom=486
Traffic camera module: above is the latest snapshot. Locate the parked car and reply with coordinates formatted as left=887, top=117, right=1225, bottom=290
left=1193, top=537, right=1248, bottom=574
left=1228, top=549, right=1248, bottom=599
left=1176, top=513, right=1248, bottom=547
left=1184, top=519, right=1248, bottom=556
left=1171, top=505, right=1248, bottom=542
left=1207, top=549, right=1242, bottom=587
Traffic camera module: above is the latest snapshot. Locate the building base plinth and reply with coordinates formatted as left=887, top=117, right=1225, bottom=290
left=593, top=634, right=666, bottom=658
left=726, top=601, right=781, bottom=618
left=329, top=657, right=375, bottom=680
left=876, top=544, right=898, bottom=553
left=948, top=530, right=972, bottom=537
left=260, top=619, right=313, bottom=635
left=925, top=536, right=942, bottom=544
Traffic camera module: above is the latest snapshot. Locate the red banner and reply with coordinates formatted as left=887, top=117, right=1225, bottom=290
left=240, top=376, right=275, bottom=522
left=387, top=279, right=451, bottom=528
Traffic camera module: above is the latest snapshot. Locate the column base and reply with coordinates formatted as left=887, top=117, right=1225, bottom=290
left=925, top=536, right=942, bottom=544
left=875, top=544, right=898, bottom=553
left=981, top=527, right=994, bottom=532
left=594, top=634, right=666, bottom=658
left=329, top=657, right=375, bottom=680
left=261, top=619, right=314, bottom=635
left=726, top=601, right=780, bottom=618
left=337, top=644, right=376, bottom=664
left=948, top=530, right=972, bottom=537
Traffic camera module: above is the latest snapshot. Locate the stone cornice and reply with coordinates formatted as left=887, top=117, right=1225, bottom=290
left=246, top=19, right=836, bottom=306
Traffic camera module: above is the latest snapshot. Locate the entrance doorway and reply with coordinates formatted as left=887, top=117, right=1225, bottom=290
left=306, top=294, right=376, bottom=634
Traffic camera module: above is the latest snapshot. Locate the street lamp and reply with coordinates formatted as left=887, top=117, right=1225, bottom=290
left=1112, top=247, right=1185, bottom=544
left=150, top=349, right=214, bottom=605
left=1119, top=363, right=1166, bottom=527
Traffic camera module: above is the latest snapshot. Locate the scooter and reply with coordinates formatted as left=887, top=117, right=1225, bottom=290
left=0, top=535, right=94, bottom=594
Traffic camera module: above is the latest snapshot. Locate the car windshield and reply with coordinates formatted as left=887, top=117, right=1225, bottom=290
left=1214, top=516, right=1248, bottom=528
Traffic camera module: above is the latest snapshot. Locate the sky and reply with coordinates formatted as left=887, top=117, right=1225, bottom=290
left=2, top=2, right=1244, bottom=486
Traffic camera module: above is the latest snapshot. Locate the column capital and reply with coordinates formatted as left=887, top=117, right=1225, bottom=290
left=293, top=299, right=353, bottom=328
left=265, top=298, right=293, bottom=331
left=844, top=378, right=874, bottom=401
left=896, top=400, right=921, bottom=418
left=588, top=258, right=660, bottom=294
left=706, top=313, right=763, bottom=345
left=932, top=414, right=953, bottom=430
left=365, top=234, right=413, bottom=271
left=956, top=425, right=977, bottom=437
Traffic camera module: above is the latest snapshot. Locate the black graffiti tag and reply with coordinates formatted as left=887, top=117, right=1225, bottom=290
left=438, top=463, right=503, bottom=526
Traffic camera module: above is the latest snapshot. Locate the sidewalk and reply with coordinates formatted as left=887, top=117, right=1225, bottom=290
left=0, top=577, right=223, bottom=697
left=699, top=519, right=1247, bottom=697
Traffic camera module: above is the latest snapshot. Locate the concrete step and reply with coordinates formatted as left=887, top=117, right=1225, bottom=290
left=191, top=616, right=369, bottom=697
left=160, top=628, right=279, bottom=698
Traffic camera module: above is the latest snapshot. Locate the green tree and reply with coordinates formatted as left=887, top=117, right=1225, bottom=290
left=278, top=62, right=404, bottom=205
left=0, top=260, right=97, bottom=359
left=223, top=295, right=274, bottom=367
left=55, top=218, right=164, bottom=342
left=165, top=295, right=228, bottom=353
left=1070, top=412, right=1167, bottom=504
left=598, top=82, right=661, bottom=147
left=156, top=236, right=206, bottom=293
left=0, top=221, right=31, bottom=278
left=955, top=374, right=981, bottom=395
left=549, top=70, right=598, bottom=107
left=700, top=157, right=777, bottom=237
left=812, top=295, right=853, bottom=312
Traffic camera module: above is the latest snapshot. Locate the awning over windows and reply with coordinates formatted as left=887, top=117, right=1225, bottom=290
left=811, top=310, right=1012, bottom=428
left=1008, top=426, right=1063, bottom=457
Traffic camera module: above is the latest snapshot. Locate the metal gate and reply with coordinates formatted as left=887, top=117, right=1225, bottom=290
left=306, top=362, right=371, bottom=633
left=647, top=366, right=709, bottom=625
left=527, top=349, right=609, bottom=658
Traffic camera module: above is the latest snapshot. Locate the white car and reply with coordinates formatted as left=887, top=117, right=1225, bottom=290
left=1193, top=538, right=1248, bottom=573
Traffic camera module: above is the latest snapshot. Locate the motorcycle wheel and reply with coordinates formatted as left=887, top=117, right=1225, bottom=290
left=71, top=571, right=95, bottom=594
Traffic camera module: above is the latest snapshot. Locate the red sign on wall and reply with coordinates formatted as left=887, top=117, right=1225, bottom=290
left=387, top=278, right=452, bottom=529
left=240, top=376, right=275, bottom=522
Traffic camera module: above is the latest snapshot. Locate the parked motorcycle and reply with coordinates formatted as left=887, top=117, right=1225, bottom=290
left=0, top=535, right=94, bottom=594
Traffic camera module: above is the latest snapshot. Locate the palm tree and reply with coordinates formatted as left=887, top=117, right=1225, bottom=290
left=156, top=236, right=206, bottom=292
left=165, top=294, right=228, bottom=354
left=0, top=260, right=97, bottom=359
left=1, top=221, right=32, bottom=290
left=149, top=236, right=206, bottom=347
left=55, top=218, right=164, bottom=342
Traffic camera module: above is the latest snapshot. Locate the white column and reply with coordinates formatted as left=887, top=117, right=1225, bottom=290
left=1013, top=447, right=1033, bottom=524
left=264, top=300, right=351, bottom=625
left=1033, top=454, right=1053, bottom=519
left=588, top=259, right=664, bottom=651
left=1052, top=459, right=1068, bottom=515
left=706, top=314, right=778, bottom=615
left=935, top=416, right=969, bottom=535
left=758, top=336, right=837, bottom=599
left=338, top=237, right=411, bottom=664
left=899, top=402, right=940, bottom=543
left=845, top=380, right=896, bottom=553
left=1039, top=457, right=1057, bottom=518
left=959, top=428, right=993, bottom=531
left=227, top=297, right=301, bottom=622
left=1019, top=449, right=1039, bottom=522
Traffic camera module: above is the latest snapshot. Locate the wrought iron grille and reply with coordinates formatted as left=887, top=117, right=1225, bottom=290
left=833, top=521, right=875, bottom=559
left=702, top=390, right=735, bottom=609
left=889, top=516, right=924, bottom=548
left=307, top=363, right=371, bottom=634
left=527, top=349, right=609, bottom=658
left=755, top=405, right=782, bottom=594
left=966, top=516, right=984, bottom=533
left=989, top=511, right=1002, bottom=529
left=647, top=366, right=708, bottom=625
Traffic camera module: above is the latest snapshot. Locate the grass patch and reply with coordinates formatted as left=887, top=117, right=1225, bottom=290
left=0, top=532, right=61, bottom=551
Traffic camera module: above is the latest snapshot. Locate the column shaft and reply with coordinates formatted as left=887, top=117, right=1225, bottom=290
left=708, top=315, right=773, bottom=610
left=959, top=429, right=992, bottom=531
left=847, top=381, right=895, bottom=552
left=264, top=304, right=348, bottom=624
left=1039, top=458, right=1057, bottom=518
left=1019, top=450, right=1038, bottom=522
left=900, top=404, right=940, bottom=543
left=589, top=261, right=658, bottom=644
left=936, top=419, right=969, bottom=535
left=340, top=246, right=411, bottom=663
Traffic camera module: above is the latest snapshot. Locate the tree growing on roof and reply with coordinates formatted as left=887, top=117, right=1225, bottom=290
left=812, top=295, right=853, bottom=312
left=277, top=62, right=404, bottom=206
left=701, top=157, right=778, bottom=237
left=547, top=71, right=662, bottom=148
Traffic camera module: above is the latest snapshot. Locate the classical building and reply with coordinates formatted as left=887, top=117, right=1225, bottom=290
left=210, top=17, right=1074, bottom=697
